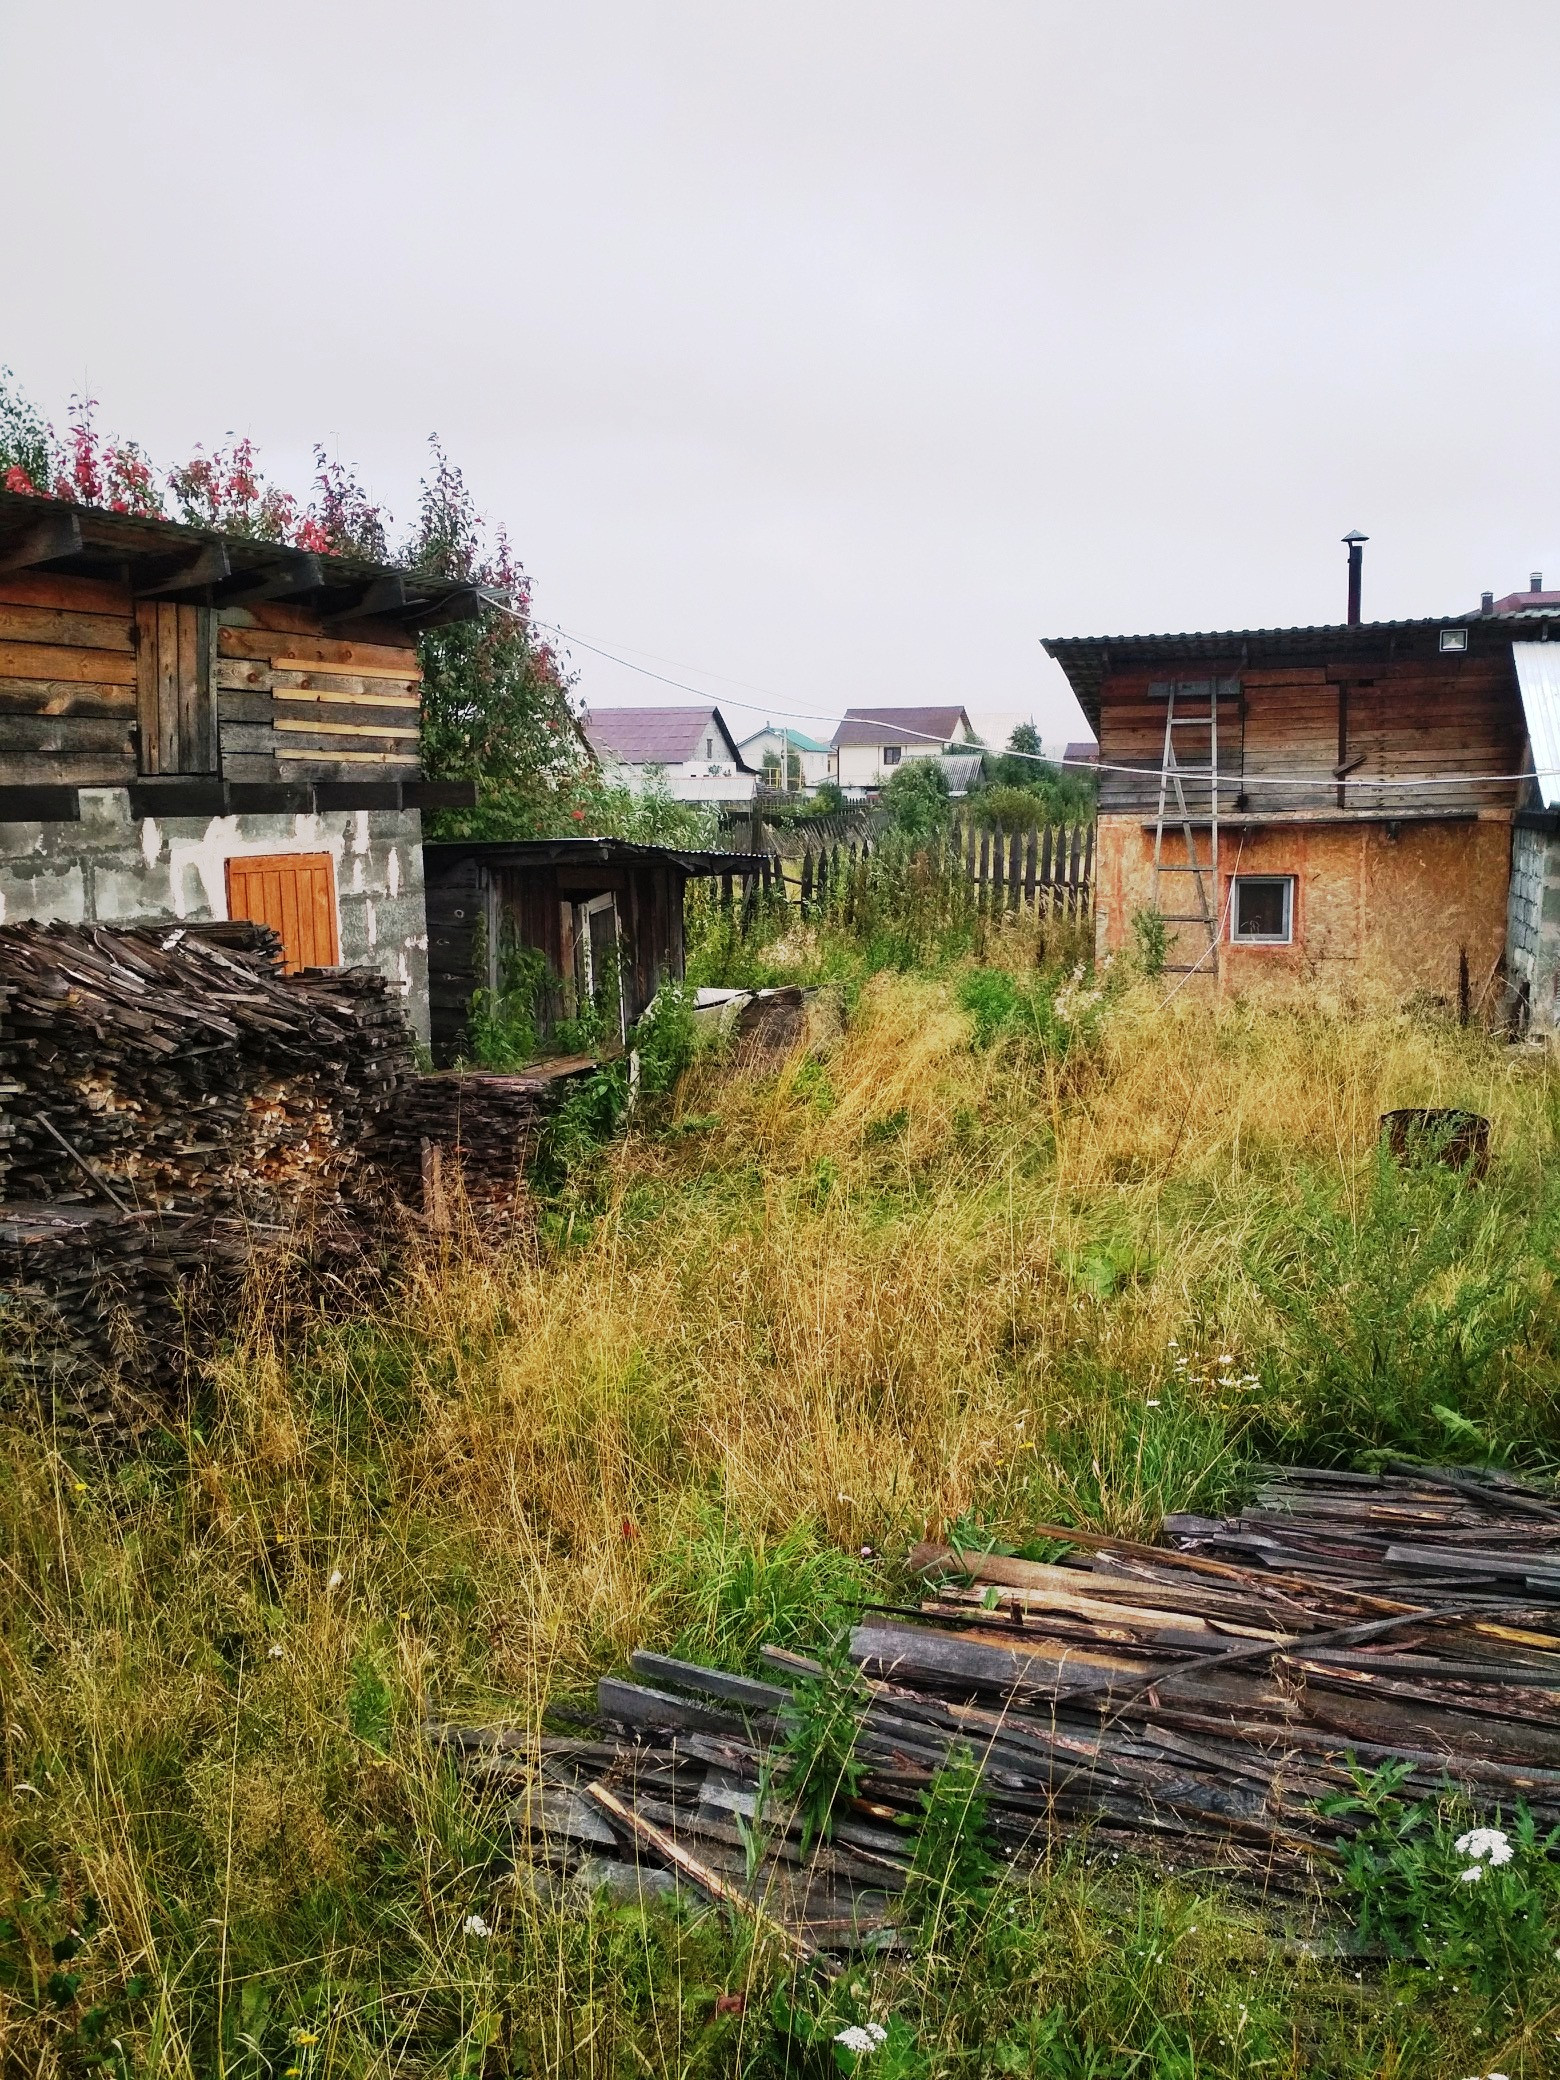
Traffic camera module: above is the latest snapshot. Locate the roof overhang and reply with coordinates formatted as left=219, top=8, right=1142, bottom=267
left=1042, top=615, right=1547, bottom=729
left=423, top=837, right=766, bottom=877
left=0, top=489, right=500, bottom=631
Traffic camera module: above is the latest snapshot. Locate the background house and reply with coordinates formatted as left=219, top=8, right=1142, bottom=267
left=0, top=490, right=482, bottom=1043
left=583, top=705, right=758, bottom=802
left=1044, top=608, right=1529, bottom=1010
left=830, top=705, right=976, bottom=795
left=737, top=723, right=834, bottom=792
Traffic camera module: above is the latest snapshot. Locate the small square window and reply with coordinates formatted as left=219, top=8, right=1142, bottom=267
left=1231, top=876, right=1294, bottom=944
left=882, top=745, right=902, bottom=766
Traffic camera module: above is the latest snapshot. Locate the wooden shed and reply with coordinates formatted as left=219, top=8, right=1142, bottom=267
left=423, top=838, right=762, bottom=1064
left=1043, top=609, right=1538, bottom=1009
left=0, top=489, right=484, bottom=1039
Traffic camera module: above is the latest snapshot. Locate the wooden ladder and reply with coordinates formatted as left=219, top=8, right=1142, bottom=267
left=1151, top=680, right=1222, bottom=976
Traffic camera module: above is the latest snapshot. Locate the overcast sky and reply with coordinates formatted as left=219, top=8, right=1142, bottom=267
left=5, top=1, right=1560, bottom=753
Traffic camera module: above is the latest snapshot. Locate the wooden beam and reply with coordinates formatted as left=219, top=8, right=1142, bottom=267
left=0, top=508, right=83, bottom=574
left=325, top=574, right=406, bottom=624
left=405, top=585, right=487, bottom=630
left=215, top=553, right=324, bottom=604
left=132, top=541, right=231, bottom=598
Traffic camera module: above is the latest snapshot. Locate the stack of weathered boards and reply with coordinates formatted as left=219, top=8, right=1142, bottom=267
left=0, top=919, right=416, bottom=1439
left=438, top=1463, right=1560, bottom=1959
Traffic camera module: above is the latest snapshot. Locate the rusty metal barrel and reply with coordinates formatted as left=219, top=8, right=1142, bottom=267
left=1379, top=1107, right=1491, bottom=1180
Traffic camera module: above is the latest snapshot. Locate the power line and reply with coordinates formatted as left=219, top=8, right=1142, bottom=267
left=511, top=603, right=1560, bottom=795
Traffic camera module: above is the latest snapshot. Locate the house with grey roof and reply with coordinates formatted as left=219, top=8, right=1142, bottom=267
left=830, top=705, right=976, bottom=795
left=583, top=705, right=758, bottom=803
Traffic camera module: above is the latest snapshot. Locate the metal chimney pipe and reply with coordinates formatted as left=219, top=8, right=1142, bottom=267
left=1343, top=531, right=1368, bottom=626
left=1532, top=571, right=1544, bottom=593
left=1482, top=591, right=1494, bottom=614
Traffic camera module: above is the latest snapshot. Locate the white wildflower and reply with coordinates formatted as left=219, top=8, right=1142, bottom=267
left=1146, top=1399, right=1162, bottom=1408
left=328, top=1570, right=344, bottom=1590
left=267, top=1644, right=284, bottom=1659
left=834, top=2023, right=889, bottom=2054
left=1455, top=1827, right=1513, bottom=1867
left=462, top=1913, right=492, bottom=1938
left=1458, top=1864, right=1485, bottom=1883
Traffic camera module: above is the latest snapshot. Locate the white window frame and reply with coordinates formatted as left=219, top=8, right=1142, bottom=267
left=1229, top=874, right=1295, bottom=946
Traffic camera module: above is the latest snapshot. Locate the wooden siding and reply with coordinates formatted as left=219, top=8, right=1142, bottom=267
left=1097, top=652, right=1525, bottom=821
left=215, top=616, right=422, bottom=782
left=0, top=572, right=422, bottom=787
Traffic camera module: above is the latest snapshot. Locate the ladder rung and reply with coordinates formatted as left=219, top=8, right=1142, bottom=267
left=1168, top=716, right=1216, bottom=726
left=1160, top=913, right=1216, bottom=924
left=1156, top=863, right=1213, bottom=872
left=1162, top=963, right=1217, bottom=974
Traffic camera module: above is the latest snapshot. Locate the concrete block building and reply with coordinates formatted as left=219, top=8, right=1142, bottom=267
left=0, top=489, right=484, bottom=1043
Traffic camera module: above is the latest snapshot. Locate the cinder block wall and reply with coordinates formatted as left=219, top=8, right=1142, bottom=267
left=0, top=789, right=430, bottom=1044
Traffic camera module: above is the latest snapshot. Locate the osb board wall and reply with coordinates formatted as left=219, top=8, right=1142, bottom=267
left=0, top=571, right=420, bottom=786
left=1095, top=814, right=1513, bottom=1007
left=1097, top=654, right=1525, bottom=821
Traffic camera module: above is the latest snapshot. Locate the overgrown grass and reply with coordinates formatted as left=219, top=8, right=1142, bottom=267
left=4, top=974, right=1560, bottom=2073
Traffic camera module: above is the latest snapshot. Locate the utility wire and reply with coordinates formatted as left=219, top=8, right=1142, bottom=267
left=506, top=603, right=1559, bottom=796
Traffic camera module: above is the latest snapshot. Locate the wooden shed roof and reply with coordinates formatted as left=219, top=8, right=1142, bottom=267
left=0, top=489, right=497, bottom=631
left=423, top=837, right=765, bottom=876
left=1042, top=613, right=1560, bottom=729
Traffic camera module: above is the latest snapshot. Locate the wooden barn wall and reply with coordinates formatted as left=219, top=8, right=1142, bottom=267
left=425, top=853, right=488, bottom=1066
left=1097, top=651, right=1524, bottom=819
left=0, top=569, right=141, bottom=785
left=215, top=605, right=421, bottom=783
left=0, top=571, right=420, bottom=786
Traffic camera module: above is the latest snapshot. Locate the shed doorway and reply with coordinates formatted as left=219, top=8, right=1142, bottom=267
left=225, top=853, right=340, bottom=972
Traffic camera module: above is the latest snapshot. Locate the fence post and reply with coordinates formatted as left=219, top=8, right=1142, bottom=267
left=1039, top=825, right=1054, bottom=916
left=1024, top=827, right=1038, bottom=908
left=800, top=849, right=814, bottom=919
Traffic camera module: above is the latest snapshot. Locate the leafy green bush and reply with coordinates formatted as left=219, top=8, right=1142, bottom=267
left=1321, top=1762, right=1560, bottom=2001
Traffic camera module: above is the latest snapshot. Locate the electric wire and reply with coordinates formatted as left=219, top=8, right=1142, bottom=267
left=497, top=602, right=1560, bottom=797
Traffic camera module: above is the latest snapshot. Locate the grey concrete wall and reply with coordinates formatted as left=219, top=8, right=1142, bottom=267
left=1507, top=821, right=1560, bottom=1029
left=0, top=789, right=430, bottom=1044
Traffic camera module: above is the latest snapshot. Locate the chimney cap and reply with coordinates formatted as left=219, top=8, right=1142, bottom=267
left=1482, top=591, right=1495, bottom=613
left=1533, top=571, right=1545, bottom=592
left=1342, top=529, right=1369, bottom=545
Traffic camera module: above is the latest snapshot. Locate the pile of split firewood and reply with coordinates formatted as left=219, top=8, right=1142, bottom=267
left=0, top=920, right=417, bottom=1437
left=435, top=1464, right=1560, bottom=1959
left=367, top=1060, right=598, bottom=1232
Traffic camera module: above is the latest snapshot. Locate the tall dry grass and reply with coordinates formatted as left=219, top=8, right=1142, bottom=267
left=3, top=973, right=1559, bottom=2074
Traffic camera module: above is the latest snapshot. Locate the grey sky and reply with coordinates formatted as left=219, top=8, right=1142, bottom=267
left=4, top=1, right=1559, bottom=753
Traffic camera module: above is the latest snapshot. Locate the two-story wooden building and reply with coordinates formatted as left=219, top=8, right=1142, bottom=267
left=0, top=490, right=485, bottom=1041
left=1043, top=607, right=1547, bottom=1011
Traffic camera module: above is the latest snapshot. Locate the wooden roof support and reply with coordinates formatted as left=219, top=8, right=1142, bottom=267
left=326, top=574, right=406, bottom=625
left=131, top=541, right=232, bottom=599
left=0, top=507, right=83, bottom=573
left=214, top=552, right=324, bottom=605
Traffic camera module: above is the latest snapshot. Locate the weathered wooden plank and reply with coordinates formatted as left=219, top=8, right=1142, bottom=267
left=0, top=714, right=137, bottom=754
left=0, top=748, right=138, bottom=784
left=273, top=676, right=421, bottom=705
left=0, top=570, right=133, bottom=616
left=134, top=601, right=159, bottom=772
left=0, top=642, right=138, bottom=686
left=0, top=605, right=135, bottom=652
left=273, top=658, right=422, bottom=686
left=217, top=627, right=419, bottom=673
left=155, top=602, right=180, bottom=773
left=0, top=679, right=136, bottom=719
left=217, top=691, right=420, bottom=728
left=274, top=718, right=420, bottom=741
left=629, top=1652, right=793, bottom=1711
left=275, top=747, right=418, bottom=767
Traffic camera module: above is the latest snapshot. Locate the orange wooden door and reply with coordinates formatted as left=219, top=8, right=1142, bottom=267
left=225, top=853, right=340, bottom=972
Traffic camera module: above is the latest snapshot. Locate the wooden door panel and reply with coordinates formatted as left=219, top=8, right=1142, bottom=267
left=135, top=602, right=217, bottom=773
left=225, top=852, right=340, bottom=972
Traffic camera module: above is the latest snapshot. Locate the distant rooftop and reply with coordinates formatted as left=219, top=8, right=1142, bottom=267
left=582, top=705, right=755, bottom=770
left=832, top=705, right=973, bottom=750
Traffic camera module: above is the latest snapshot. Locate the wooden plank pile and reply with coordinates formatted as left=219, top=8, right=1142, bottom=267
left=0, top=919, right=416, bottom=1437
left=436, top=1464, right=1560, bottom=1957
left=367, top=1059, right=600, bottom=1230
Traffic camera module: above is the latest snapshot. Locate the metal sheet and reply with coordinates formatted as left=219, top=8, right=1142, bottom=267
left=1512, top=643, right=1560, bottom=808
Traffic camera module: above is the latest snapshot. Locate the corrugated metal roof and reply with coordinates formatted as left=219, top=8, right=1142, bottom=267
left=832, top=705, right=972, bottom=750
left=1512, top=644, right=1560, bottom=809
left=739, top=724, right=833, bottom=756
left=583, top=706, right=754, bottom=770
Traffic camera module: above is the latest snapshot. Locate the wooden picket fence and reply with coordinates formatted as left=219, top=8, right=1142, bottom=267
left=711, top=818, right=1094, bottom=930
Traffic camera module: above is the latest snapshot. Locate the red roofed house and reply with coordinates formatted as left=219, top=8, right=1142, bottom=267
left=830, top=706, right=977, bottom=795
left=583, top=705, right=758, bottom=803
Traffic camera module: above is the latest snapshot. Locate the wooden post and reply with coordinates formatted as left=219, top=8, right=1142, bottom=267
left=978, top=830, right=991, bottom=910
left=1007, top=830, right=1022, bottom=910
left=800, top=849, right=814, bottom=918
left=1024, top=826, right=1038, bottom=908
left=720, top=871, right=733, bottom=913
left=1040, top=825, right=1054, bottom=916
